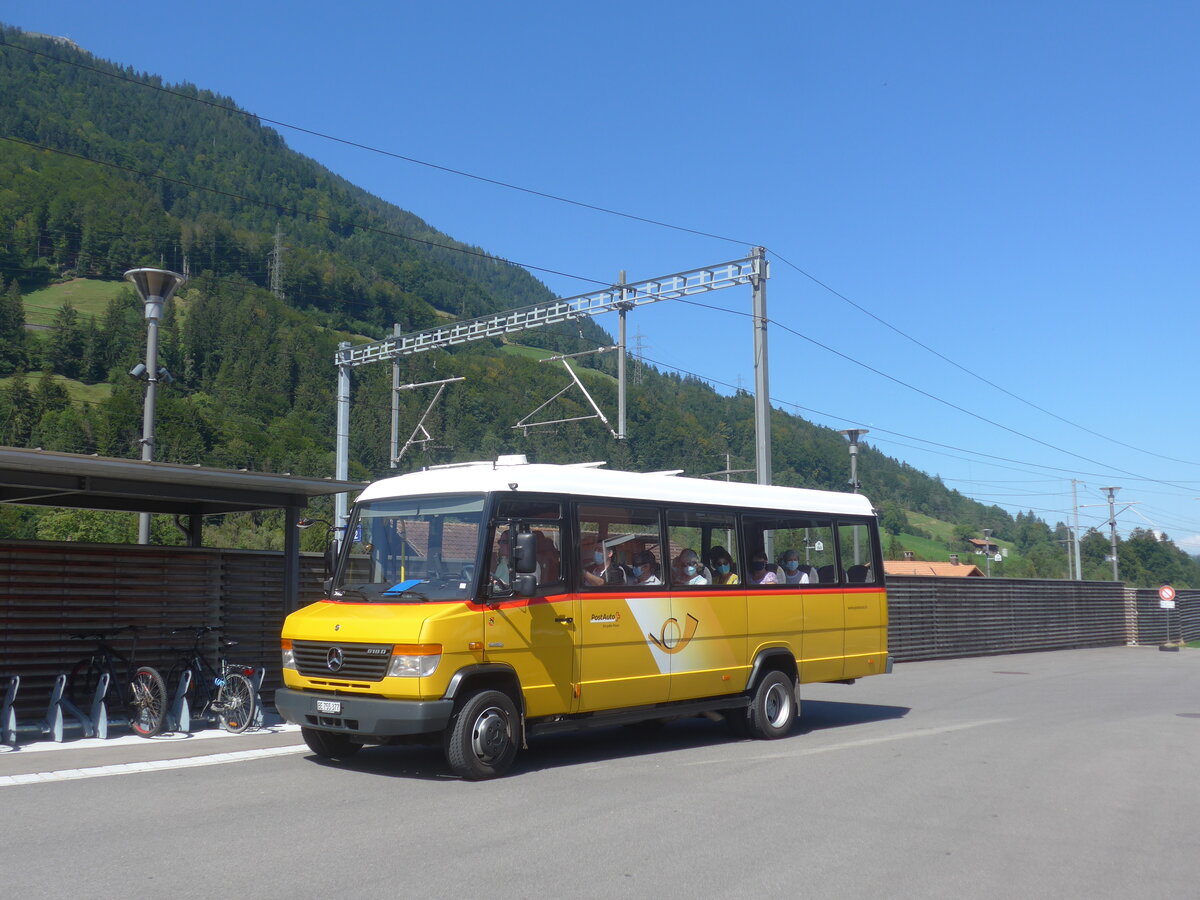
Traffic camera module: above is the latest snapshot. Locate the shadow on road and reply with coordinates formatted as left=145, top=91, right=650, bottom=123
left=304, top=697, right=911, bottom=781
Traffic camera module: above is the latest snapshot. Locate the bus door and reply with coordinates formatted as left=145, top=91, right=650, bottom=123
left=482, top=512, right=578, bottom=719
left=838, top=520, right=885, bottom=680
left=665, top=511, right=748, bottom=702
left=576, top=504, right=670, bottom=712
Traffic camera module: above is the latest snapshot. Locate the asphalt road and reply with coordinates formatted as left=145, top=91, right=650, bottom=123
left=2, top=646, right=1198, bottom=899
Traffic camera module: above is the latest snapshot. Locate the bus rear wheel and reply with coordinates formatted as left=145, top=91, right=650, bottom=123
left=745, top=671, right=797, bottom=740
left=445, top=689, right=519, bottom=780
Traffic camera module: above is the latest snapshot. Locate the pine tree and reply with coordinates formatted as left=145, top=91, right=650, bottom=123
left=0, top=279, right=26, bottom=374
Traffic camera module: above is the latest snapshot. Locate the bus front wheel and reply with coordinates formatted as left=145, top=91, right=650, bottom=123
left=445, top=689, right=519, bottom=780
left=302, top=727, right=362, bottom=761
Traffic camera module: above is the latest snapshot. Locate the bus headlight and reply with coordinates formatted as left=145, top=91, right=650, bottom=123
left=387, top=644, right=442, bottom=678
left=281, top=639, right=296, bottom=671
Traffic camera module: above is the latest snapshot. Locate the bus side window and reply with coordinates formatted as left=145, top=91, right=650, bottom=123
left=666, top=507, right=737, bottom=588
left=744, top=515, right=837, bottom=587
left=577, top=503, right=661, bottom=590
left=837, top=522, right=878, bottom=585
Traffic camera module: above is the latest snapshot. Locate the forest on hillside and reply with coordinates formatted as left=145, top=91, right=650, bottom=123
left=1, top=26, right=1197, bottom=587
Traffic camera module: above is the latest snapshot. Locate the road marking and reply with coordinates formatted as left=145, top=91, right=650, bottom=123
left=7, top=723, right=300, bottom=754
left=0, top=743, right=309, bottom=787
left=679, top=718, right=1012, bottom=767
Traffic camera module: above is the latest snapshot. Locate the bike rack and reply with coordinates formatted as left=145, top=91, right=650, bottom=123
left=44, top=672, right=109, bottom=742
left=3, top=665, right=269, bottom=746
left=167, top=668, right=193, bottom=733
left=2, top=672, right=113, bottom=745
left=2, top=676, right=18, bottom=746
left=251, top=667, right=267, bottom=728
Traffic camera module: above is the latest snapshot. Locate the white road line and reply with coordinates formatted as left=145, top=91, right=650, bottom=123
left=679, top=718, right=1013, bottom=767
left=0, top=743, right=310, bottom=787
left=8, top=723, right=300, bottom=754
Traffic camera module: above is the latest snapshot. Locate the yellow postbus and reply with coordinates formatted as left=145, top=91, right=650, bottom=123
left=276, top=455, right=891, bottom=779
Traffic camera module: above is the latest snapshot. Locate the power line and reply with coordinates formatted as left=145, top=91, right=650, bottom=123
left=0, top=37, right=757, bottom=248
left=8, top=33, right=1193, bottom=482
left=672, top=294, right=1194, bottom=492
left=766, top=249, right=1200, bottom=469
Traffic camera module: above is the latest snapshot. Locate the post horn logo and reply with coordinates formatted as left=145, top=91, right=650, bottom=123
left=648, top=614, right=699, bottom=654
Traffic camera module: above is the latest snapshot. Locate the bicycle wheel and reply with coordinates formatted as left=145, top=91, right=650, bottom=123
left=216, top=672, right=255, bottom=734
left=67, top=658, right=105, bottom=708
left=128, top=666, right=167, bottom=737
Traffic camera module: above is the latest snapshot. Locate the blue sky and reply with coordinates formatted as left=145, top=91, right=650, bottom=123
left=5, top=1, right=1199, bottom=551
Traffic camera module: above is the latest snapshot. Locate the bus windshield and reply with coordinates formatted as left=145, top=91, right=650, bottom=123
left=334, top=495, right=486, bottom=602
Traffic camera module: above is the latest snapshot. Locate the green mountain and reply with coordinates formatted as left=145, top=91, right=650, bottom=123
left=1, top=26, right=1197, bottom=587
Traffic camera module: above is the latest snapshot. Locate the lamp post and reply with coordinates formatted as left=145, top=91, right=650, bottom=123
left=839, top=429, right=869, bottom=564
left=124, top=267, right=185, bottom=544
left=839, top=429, right=869, bottom=492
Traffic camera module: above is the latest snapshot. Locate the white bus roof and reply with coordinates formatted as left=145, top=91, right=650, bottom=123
left=356, top=458, right=875, bottom=518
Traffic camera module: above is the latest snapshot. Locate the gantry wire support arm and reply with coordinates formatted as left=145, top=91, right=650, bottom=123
left=514, top=346, right=618, bottom=437
left=334, top=256, right=762, bottom=368
left=393, top=376, right=466, bottom=464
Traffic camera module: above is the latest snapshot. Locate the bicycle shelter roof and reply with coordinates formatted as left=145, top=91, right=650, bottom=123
left=0, top=446, right=362, bottom=516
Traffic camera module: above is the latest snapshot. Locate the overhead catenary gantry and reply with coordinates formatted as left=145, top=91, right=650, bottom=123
left=332, top=248, right=770, bottom=545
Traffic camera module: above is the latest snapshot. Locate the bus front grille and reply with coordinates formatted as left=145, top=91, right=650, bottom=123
left=293, top=641, right=391, bottom=681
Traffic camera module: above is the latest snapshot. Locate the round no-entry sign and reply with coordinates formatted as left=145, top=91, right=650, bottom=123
left=1159, top=584, right=1176, bottom=603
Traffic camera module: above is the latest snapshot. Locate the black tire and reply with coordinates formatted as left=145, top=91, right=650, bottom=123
left=67, top=658, right=104, bottom=708
left=445, top=689, right=519, bottom=781
left=302, top=727, right=362, bottom=761
left=216, top=672, right=255, bottom=734
left=744, top=670, right=797, bottom=740
left=128, top=666, right=167, bottom=737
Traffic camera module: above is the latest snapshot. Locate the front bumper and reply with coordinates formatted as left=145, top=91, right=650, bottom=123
left=275, top=687, right=454, bottom=737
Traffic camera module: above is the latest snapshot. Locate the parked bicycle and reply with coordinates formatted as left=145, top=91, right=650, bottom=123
left=66, top=625, right=167, bottom=737
left=166, top=626, right=258, bottom=733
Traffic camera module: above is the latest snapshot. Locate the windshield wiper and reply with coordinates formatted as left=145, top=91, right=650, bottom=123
left=331, top=587, right=370, bottom=601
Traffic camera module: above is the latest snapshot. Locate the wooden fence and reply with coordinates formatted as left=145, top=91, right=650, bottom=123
left=2, top=541, right=1197, bottom=715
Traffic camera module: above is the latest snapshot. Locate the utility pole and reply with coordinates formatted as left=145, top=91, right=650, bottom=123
left=616, top=271, right=629, bottom=441
left=1101, top=486, right=1120, bottom=582
left=983, top=528, right=993, bottom=577
left=750, top=246, right=771, bottom=487
left=1072, top=478, right=1083, bottom=580
left=335, top=341, right=351, bottom=551
left=390, top=324, right=401, bottom=468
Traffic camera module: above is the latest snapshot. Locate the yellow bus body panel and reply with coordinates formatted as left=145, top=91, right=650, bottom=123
left=281, top=599, right=481, bottom=702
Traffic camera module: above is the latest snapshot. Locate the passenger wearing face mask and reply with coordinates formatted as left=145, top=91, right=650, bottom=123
left=582, top=540, right=627, bottom=586
left=778, top=549, right=810, bottom=584
left=709, top=546, right=739, bottom=585
left=673, top=548, right=709, bottom=585
left=631, top=550, right=662, bottom=585
left=749, top=551, right=778, bottom=585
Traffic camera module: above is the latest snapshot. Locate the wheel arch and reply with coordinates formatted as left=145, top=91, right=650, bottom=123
left=746, top=648, right=798, bottom=693
left=443, top=664, right=524, bottom=715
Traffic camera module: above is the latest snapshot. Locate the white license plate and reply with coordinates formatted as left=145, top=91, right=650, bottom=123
left=316, top=700, right=342, bottom=714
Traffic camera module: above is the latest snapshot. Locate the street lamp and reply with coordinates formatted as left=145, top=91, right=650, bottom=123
left=839, top=429, right=869, bottom=492
left=839, top=429, right=869, bottom=564
left=124, top=267, right=186, bottom=544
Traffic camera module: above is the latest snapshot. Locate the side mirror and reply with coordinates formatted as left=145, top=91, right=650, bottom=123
left=513, top=574, right=537, bottom=597
left=513, top=532, right=538, bottom=574
left=323, top=546, right=335, bottom=578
